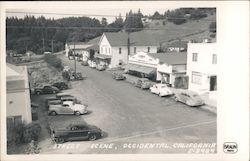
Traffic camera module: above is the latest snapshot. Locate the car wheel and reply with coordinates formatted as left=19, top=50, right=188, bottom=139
left=174, top=96, right=178, bottom=102
left=50, top=111, right=57, bottom=116
left=88, top=134, right=97, bottom=141
left=55, top=137, right=65, bottom=143
left=36, top=91, right=41, bottom=95
left=74, top=111, right=81, bottom=116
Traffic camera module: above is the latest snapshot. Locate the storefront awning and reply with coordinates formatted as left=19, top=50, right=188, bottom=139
left=94, top=54, right=112, bottom=59
left=124, top=64, right=156, bottom=75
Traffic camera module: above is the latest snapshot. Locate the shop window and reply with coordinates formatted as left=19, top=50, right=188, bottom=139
left=119, top=48, right=122, bottom=54
left=212, top=54, right=217, bottom=64
left=134, top=47, right=136, bottom=54
left=147, top=47, right=150, bottom=53
left=191, top=71, right=202, bottom=84
left=192, top=53, right=198, bottom=62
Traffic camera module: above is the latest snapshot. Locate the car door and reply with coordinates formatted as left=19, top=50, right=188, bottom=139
left=60, top=104, right=74, bottom=114
left=180, top=93, right=189, bottom=103
left=68, top=126, right=89, bottom=141
left=43, top=86, right=50, bottom=94
left=152, top=85, right=157, bottom=93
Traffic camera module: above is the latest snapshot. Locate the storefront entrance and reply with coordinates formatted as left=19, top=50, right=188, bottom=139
left=210, top=75, right=217, bottom=91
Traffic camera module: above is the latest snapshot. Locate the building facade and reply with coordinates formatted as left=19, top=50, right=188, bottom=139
left=98, top=32, right=158, bottom=68
left=150, top=53, right=187, bottom=87
left=6, top=64, right=32, bottom=124
left=186, top=42, right=217, bottom=94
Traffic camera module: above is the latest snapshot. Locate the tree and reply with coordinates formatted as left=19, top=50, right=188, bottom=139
left=151, top=11, right=164, bottom=20
left=124, top=10, right=143, bottom=32
left=101, top=17, right=108, bottom=27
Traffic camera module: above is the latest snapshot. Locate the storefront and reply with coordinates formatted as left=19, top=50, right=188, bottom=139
left=123, top=51, right=159, bottom=81
left=94, top=54, right=111, bottom=66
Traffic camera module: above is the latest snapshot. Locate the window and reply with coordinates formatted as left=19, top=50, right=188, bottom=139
left=105, top=48, right=107, bottom=54
left=119, top=48, right=122, bottom=54
left=212, top=54, right=217, bottom=64
left=147, top=47, right=150, bottom=53
left=134, top=47, right=136, bottom=54
left=192, top=53, right=198, bottom=62
left=101, top=47, right=103, bottom=54
left=109, top=48, right=111, bottom=54
left=191, top=71, right=202, bottom=84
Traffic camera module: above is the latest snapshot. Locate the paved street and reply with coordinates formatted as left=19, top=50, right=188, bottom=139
left=37, top=54, right=216, bottom=154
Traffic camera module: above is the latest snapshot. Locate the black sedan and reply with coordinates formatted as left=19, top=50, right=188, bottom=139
left=51, top=122, right=103, bottom=143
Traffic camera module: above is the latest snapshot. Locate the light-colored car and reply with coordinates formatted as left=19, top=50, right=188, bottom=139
left=96, top=64, right=106, bottom=71
left=89, top=61, right=96, bottom=68
left=150, top=84, right=173, bottom=97
left=48, top=101, right=88, bottom=116
left=174, top=90, right=204, bottom=107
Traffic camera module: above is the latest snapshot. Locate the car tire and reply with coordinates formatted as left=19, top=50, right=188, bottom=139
left=55, top=137, right=65, bottom=143
left=88, top=134, right=97, bottom=141
left=50, top=111, right=57, bottom=116
left=74, top=111, right=81, bottom=116
left=174, top=96, right=178, bottom=102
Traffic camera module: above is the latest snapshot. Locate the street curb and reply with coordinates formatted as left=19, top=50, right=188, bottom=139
left=200, top=105, right=217, bottom=115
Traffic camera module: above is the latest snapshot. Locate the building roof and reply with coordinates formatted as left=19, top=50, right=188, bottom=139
left=88, top=36, right=101, bottom=45
left=149, top=53, right=187, bottom=65
left=103, top=32, right=158, bottom=47
left=168, top=40, right=188, bottom=48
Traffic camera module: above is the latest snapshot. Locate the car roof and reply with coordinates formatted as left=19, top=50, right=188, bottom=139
left=68, top=121, right=87, bottom=126
left=56, top=93, right=71, bottom=96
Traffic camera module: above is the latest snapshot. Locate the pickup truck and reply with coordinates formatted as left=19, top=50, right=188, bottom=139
left=48, top=101, right=88, bottom=116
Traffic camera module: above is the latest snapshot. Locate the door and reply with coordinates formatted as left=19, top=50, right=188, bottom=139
left=60, top=104, right=74, bottom=114
left=68, top=127, right=89, bottom=141
left=210, top=76, right=217, bottom=91
left=44, top=86, right=53, bottom=94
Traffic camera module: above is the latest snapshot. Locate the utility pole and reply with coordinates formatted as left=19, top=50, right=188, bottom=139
left=74, top=41, right=76, bottom=74
left=127, top=31, right=130, bottom=56
left=41, top=38, right=45, bottom=54
left=50, top=39, right=55, bottom=54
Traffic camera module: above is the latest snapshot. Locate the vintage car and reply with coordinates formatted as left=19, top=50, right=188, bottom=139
left=96, top=64, right=106, bottom=71
left=51, top=121, right=103, bottom=143
left=34, top=85, right=60, bottom=95
left=150, top=84, right=173, bottom=97
left=52, top=82, right=69, bottom=90
left=134, top=78, right=153, bottom=89
left=112, top=72, right=125, bottom=80
left=89, top=61, right=96, bottom=68
left=48, top=101, right=88, bottom=116
left=174, top=90, right=205, bottom=107
left=81, top=60, right=88, bottom=66
left=70, top=72, right=84, bottom=81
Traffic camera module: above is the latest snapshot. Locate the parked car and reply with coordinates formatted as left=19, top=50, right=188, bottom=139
left=81, top=60, right=88, bottom=66
left=89, top=61, right=96, bottom=68
left=34, top=85, right=60, bottom=95
left=134, top=78, right=153, bottom=89
left=48, top=101, right=88, bottom=116
left=112, top=72, right=125, bottom=80
left=96, top=64, right=106, bottom=71
left=174, top=90, right=205, bottom=107
left=51, top=121, right=103, bottom=143
left=150, top=84, right=173, bottom=97
left=71, top=72, right=84, bottom=81
left=52, top=82, right=69, bottom=90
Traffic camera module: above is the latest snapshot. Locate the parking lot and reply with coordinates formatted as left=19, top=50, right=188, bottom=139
left=32, top=55, right=217, bottom=154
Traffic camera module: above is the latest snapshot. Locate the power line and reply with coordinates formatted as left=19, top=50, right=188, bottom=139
left=6, top=11, right=216, bottom=21
left=6, top=25, right=216, bottom=31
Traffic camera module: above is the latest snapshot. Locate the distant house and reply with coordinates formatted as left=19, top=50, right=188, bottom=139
left=98, top=32, right=158, bottom=68
left=65, top=42, right=98, bottom=60
left=167, top=40, right=188, bottom=52
left=149, top=53, right=187, bottom=87
left=6, top=63, right=32, bottom=125
left=187, top=42, right=217, bottom=94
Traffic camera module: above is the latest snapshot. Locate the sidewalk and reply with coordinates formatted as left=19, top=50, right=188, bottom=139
left=169, top=87, right=217, bottom=114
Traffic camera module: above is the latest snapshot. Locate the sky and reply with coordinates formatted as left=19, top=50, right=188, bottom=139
left=4, top=1, right=217, bottom=23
